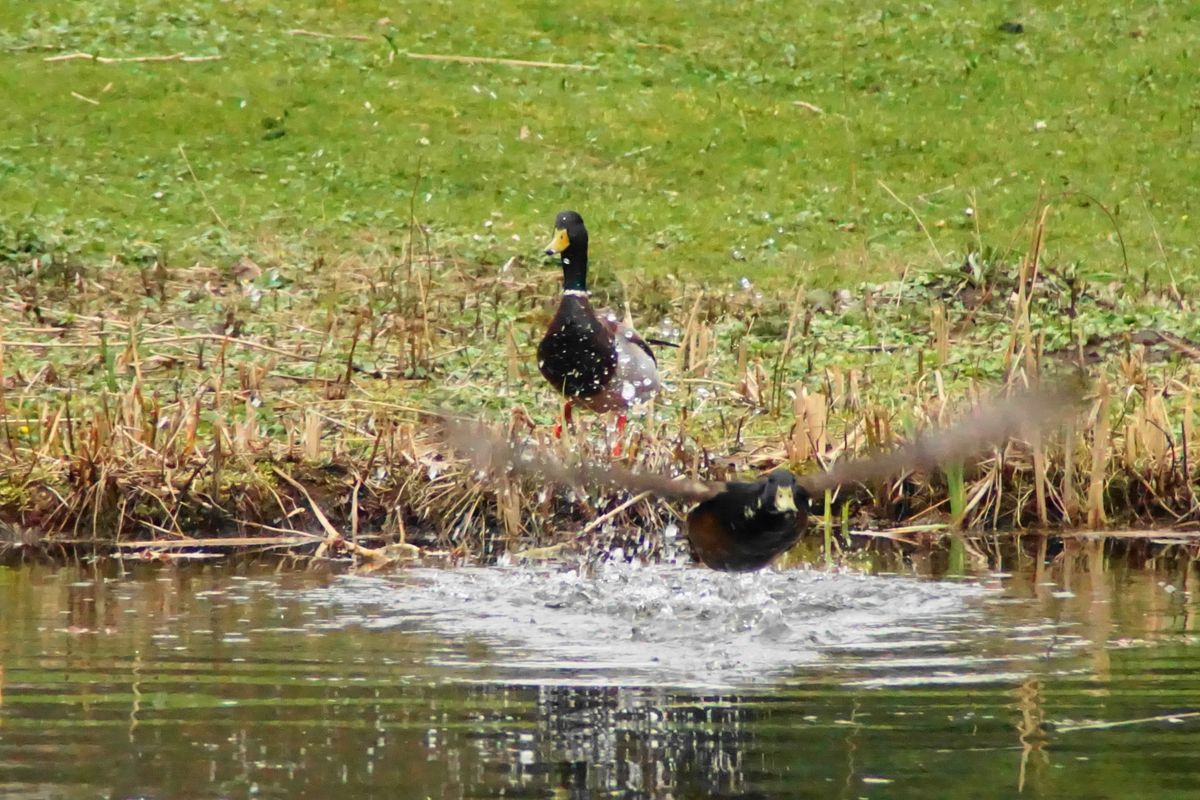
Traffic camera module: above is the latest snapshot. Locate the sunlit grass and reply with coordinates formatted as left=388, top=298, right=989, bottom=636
left=1, top=0, right=1196, bottom=287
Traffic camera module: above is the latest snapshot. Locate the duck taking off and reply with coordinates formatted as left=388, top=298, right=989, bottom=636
left=443, top=379, right=1086, bottom=571
left=538, top=211, right=663, bottom=442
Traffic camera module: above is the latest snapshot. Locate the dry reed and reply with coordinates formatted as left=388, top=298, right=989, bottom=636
left=1, top=216, right=1199, bottom=567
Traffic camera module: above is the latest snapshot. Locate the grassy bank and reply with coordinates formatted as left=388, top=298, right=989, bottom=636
left=2, top=1, right=1199, bottom=565
left=0, top=207, right=1198, bottom=565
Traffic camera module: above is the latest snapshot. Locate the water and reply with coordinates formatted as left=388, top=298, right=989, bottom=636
left=1, top=547, right=1198, bottom=799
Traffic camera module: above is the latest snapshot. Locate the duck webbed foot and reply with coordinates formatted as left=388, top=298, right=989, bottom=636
left=552, top=400, right=575, bottom=439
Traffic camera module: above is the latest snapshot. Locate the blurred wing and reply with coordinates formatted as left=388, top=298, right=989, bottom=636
left=800, top=379, right=1088, bottom=494
left=440, top=416, right=723, bottom=503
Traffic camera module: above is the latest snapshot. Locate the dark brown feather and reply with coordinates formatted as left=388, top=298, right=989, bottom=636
left=441, top=418, right=721, bottom=503
left=685, top=470, right=809, bottom=571
left=799, top=379, right=1086, bottom=495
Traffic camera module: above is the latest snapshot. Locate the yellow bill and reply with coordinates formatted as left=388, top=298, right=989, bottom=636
left=544, top=227, right=570, bottom=255
left=773, top=485, right=798, bottom=512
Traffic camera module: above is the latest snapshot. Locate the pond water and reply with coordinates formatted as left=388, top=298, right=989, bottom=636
left=1, top=544, right=1198, bottom=799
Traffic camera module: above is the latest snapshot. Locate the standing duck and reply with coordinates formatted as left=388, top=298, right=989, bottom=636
left=538, top=211, right=663, bottom=444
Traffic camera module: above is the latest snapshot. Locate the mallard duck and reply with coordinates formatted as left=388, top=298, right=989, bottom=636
left=538, top=210, right=662, bottom=440
left=685, top=469, right=810, bottom=571
left=444, top=380, right=1085, bottom=571
left=683, top=382, right=1084, bottom=570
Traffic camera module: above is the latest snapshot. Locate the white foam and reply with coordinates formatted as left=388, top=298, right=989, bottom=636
left=305, top=562, right=987, bottom=688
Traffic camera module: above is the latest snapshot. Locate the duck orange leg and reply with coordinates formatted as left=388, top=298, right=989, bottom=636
left=612, top=414, right=628, bottom=457
left=553, top=400, right=574, bottom=438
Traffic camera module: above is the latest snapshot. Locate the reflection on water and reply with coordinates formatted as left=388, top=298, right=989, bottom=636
left=0, top=543, right=1197, bottom=799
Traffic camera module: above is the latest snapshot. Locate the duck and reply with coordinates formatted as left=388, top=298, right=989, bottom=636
left=539, top=210, right=664, bottom=443
left=443, top=379, right=1085, bottom=571
left=682, top=381, right=1084, bottom=570
left=685, top=469, right=810, bottom=571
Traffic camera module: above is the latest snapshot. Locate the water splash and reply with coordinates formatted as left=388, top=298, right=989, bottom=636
left=305, top=562, right=986, bottom=687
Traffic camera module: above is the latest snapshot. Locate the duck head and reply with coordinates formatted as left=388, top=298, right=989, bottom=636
left=760, top=468, right=803, bottom=514
left=545, top=210, right=589, bottom=292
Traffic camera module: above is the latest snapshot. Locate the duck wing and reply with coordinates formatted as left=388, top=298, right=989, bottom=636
left=800, top=380, right=1088, bottom=494
left=442, top=417, right=722, bottom=503
left=596, top=306, right=657, bottom=363
left=440, top=380, right=1087, bottom=531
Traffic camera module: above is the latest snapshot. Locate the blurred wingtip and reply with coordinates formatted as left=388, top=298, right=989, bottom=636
left=435, top=413, right=721, bottom=503
left=802, top=375, right=1093, bottom=494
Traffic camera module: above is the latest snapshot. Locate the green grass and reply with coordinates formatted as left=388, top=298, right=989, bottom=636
left=1, top=0, right=1197, bottom=287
